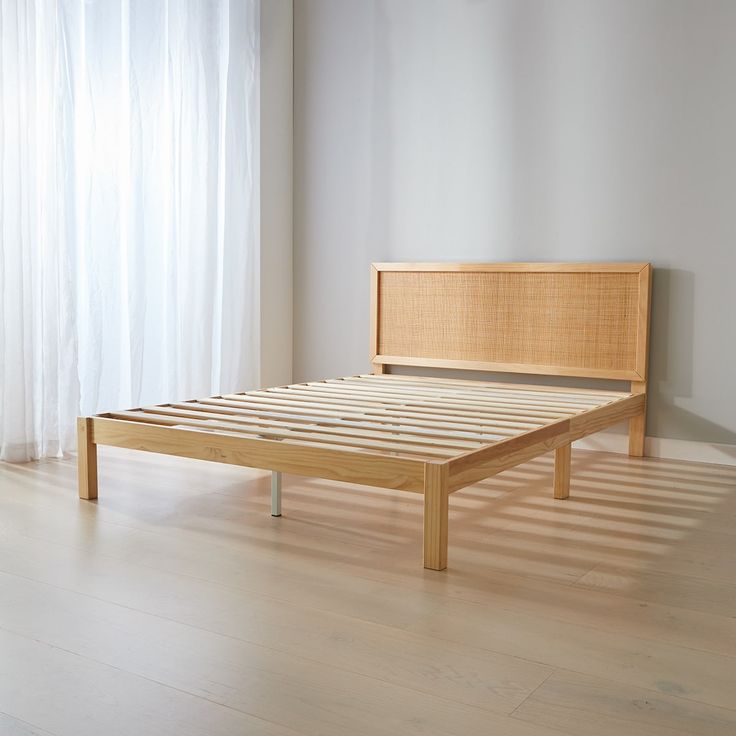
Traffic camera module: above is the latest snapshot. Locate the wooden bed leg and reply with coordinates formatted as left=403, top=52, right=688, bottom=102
left=423, top=463, right=449, bottom=571
left=554, top=443, right=571, bottom=500
left=628, top=381, right=647, bottom=457
left=271, top=471, right=282, bottom=517
left=629, top=414, right=646, bottom=457
left=77, top=417, right=98, bottom=500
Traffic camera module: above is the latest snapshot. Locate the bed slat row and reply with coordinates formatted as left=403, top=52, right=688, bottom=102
left=100, top=375, right=628, bottom=462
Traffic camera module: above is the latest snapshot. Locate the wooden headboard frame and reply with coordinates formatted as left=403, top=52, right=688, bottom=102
left=370, top=262, right=652, bottom=453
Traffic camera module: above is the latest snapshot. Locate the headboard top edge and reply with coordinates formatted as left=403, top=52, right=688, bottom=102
left=372, top=262, right=650, bottom=273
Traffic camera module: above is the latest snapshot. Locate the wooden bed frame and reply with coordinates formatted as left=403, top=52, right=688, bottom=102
left=78, top=262, right=652, bottom=571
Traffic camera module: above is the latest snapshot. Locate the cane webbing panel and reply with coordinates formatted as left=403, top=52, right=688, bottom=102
left=372, top=264, right=651, bottom=381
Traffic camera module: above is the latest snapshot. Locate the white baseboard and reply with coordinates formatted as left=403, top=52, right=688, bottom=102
left=574, top=432, right=736, bottom=466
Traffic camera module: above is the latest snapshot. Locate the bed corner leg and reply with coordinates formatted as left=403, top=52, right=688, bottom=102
left=271, top=471, right=282, bottom=517
left=628, top=414, right=646, bottom=457
left=628, top=381, right=647, bottom=457
left=423, top=464, right=449, bottom=571
left=77, top=417, right=98, bottom=501
left=554, top=443, right=571, bottom=500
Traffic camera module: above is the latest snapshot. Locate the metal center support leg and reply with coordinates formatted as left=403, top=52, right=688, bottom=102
left=271, top=471, right=282, bottom=517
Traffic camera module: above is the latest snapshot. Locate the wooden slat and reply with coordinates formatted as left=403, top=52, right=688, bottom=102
left=231, top=389, right=561, bottom=424
left=90, top=417, right=426, bottom=492
left=311, top=379, right=603, bottom=410
left=261, top=385, right=579, bottom=420
left=89, top=374, right=637, bottom=499
left=179, top=399, right=523, bottom=437
left=332, top=376, right=611, bottom=405
left=354, top=374, right=630, bottom=399
left=330, top=379, right=615, bottom=410
left=314, top=379, right=602, bottom=406
left=108, top=411, right=457, bottom=459
left=142, top=405, right=494, bottom=447
left=220, top=394, right=547, bottom=430
left=344, top=379, right=625, bottom=409
left=142, top=406, right=486, bottom=450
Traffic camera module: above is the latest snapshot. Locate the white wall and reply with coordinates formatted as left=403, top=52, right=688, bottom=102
left=293, top=0, right=736, bottom=446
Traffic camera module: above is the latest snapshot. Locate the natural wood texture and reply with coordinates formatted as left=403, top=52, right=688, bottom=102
left=77, top=417, right=98, bottom=500
left=373, top=355, right=639, bottom=381
left=567, top=393, right=645, bottom=440
left=108, top=409, right=462, bottom=458
left=79, top=376, right=642, bottom=566
left=77, top=262, right=653, bottom=570
left=423, top=463, right=449, bottom=571
left=9, top=450, right=736, bottom=735
left=126, top=405, right=487, bottom=448
left=82, top=376, right=634, bottom=490
left=372, top=263, right=651, bottom=381
left=163, top=401, right=512, bottom=441
left=370, top=264, right=383, bottom=374
left=90, top=415, right=427, bottom=493
left=553, top=444, right=571, bottom=500
left=635, top=263, right=653, bottom=380
left=447, top=420, right=570, bottom=491
left=187, top=397, right=524, bottom=436
left=358, top=373, right=630, bottom=397
left=372, top=262, right=648, bottom=272
left=252, top=386, right=570, bottom=421
left=629, top=380, right=647, bottom=457
left=626, top=263, right=652, bottom=457
left=447, top=429, right=571, bottom=493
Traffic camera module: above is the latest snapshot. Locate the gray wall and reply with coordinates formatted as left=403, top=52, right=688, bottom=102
left=294, top=0, right=736, bottom=444
left=260, top=0, right=293, bottom=387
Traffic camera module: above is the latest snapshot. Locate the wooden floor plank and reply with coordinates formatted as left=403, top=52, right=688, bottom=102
left=574, top=565, right=736, bottom=619
left=512, top=669, right=736, bottom=736
left=0, top=628, right=302, bottom=736
left=0, top=712, right=56, bottom=736
left=1, top=447, right=734, bottom=734
left=0, top=570, right=554, bottom=725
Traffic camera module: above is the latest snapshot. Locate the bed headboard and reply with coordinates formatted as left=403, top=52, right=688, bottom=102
left=370, top=262, right=652, bottom=383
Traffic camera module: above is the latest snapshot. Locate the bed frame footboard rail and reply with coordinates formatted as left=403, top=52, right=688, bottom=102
left=79, top=416, right=426, bottom=498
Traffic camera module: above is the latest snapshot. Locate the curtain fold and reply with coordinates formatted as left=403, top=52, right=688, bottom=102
left=0, top=0, right=260, bottom=462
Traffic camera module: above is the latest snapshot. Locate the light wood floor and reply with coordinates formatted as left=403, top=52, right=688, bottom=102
left=0, top=448, right=735, bottom=735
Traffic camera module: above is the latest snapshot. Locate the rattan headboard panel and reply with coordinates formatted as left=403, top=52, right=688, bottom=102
left=370, top=263, right=652, bottom=381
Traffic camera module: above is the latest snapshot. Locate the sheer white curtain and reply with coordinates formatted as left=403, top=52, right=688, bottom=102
left=0, top=0, right=260, bottom=462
